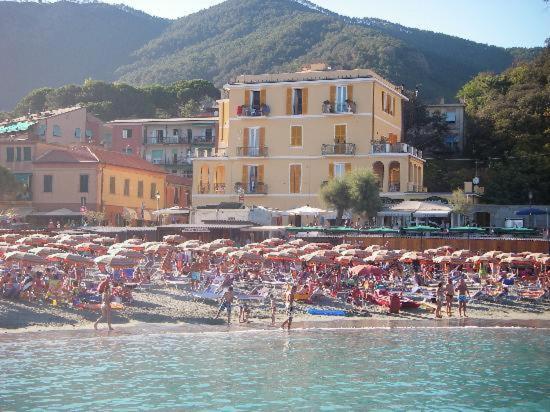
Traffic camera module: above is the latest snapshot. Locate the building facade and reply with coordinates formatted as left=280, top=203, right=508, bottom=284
left=192, top=68, right=426, bottom=210
left=108, top=117, right=218, bottom=178
left=426, top=102, right=466, bottom=153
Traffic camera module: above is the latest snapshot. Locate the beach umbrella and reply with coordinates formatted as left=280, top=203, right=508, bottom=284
left=452, top=249, right=474, bottom=259
left=74, top=242, right=106, bottom=253
left=28, top=246, right=65, bottom=257
left=285, top=226, right=325, bottom=233
left=433, top=255, right=464, bottom=264
left=538, top=256, right=550, bottom=265
left=466, top=256, right=495, bottom=264
left=324, top=226, right=359, bottom=234
left=214, top=246, right=238, bottom=256
left=362, top=227, right=399, bottom=234
left=228, top=250, right=264, bottom=262
left=16, top=235, right=49, bottom=246
left=44, top=242, right=74, bottom=251
left=349, top=264, right=385, bottom=277
left=482, top=250, right=502, bottom=259
left=261, top=237, right=285, bottom=247
left=493, top=227, right=537, bottom=235
left=0, top=234, right=22, bottom=244
left=121, top=238, right=143, bottom=246
left=334, top=255, right=362, bottom=265
left=181, top=239, right=202, bottom=248
left=500, top=256, right=534, bottom=267
left=47, top=253, right=95, bottom=266
left=365, top=250, right=400, bottom=262
left=365, top=245, right=382, bottom=253
left=311, top=249, right=339, bottom=259
left=399, top=251, right=431, bottom=263
left=286, top=205, right=328, bottom=216
left=109, top=249, right=144, bottom=260
left=287, top=239, right=307, bottom=247
left=423, top=248, right=439, bottom=256
left=163, top=234, right=185, bottom=244
left=93, top=237, right=116, bottom=245
left=145, top=243, right=173, bottom=255
left=402, top=225, right=441, bottom=233
left=515, top=207, right=547, bottom=216
left=448, top=226, right=486, bottom=234
left=94, top=255, right=137, bottom=268
left=4, top=251, right=48, bottom=265
left=300, top=253, right=332, bottom=265
left=332, top=243, right=355, bottom=252
left=210, top=238, right=235, bottom=246
left=7, top=244, right=33, bottom=252
left=340, top=248, right=369, bottom=258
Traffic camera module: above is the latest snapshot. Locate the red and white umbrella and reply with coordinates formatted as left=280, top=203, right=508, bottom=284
left=94, top=255, right=137, bottom=268
left=4, top=251, right=48, bottom=265
left=47, top=253, right=95, bottom=267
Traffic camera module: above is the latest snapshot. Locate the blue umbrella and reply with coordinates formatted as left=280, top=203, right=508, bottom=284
left=515, top=208, right=547, bottom=216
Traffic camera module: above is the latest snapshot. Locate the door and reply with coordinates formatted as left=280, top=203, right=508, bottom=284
left=249, top=128, right=260, bottom=156
left=248, top=166, right=258, bottom=192
left=334, top=125, right=347, bottom=154
left=335, top=86, right=347, bottom=112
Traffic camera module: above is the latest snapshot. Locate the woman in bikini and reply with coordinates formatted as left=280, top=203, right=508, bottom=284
left=94, top=280, right=114, bottom=330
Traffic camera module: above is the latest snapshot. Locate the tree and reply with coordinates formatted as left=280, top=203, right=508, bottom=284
left=179, top=99, right=201, bottom=117
left=320, top=178, right=351, bottom=225
left=347, top=169, right=382, bottom=221
left=449, top=189, right=471, bottom=225
left=0, top=166, right=20, bottom=199
left=84, top=210, right=106, bottom=226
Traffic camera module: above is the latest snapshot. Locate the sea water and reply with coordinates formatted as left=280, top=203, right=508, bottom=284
left=1, top=327, right=549, bottom=411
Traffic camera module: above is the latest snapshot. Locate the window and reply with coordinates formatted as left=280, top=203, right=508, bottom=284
left=150, top=183, right=158, bottom=200
left=250, top=90, right=261, bottom=108
left=75, top=128, right=81, bottom=138
left=85, top=129, right=93, bottom=138
left=172, top=129, right=179, bottom=137
left=292, top=89, right=303, bottom=115
left=123, top=147, right=133, bottom=155
left=37, top=124, right=46, bottom=136
left=205, top=128, right=213, bottom=139
left=43, top=175, right=53, bottom=193
left=187, top=129, right=192, bottom=143
left=335, top=86, right=347, bottom=113
left=109, top=176, right=115, bottom=194
left=79, top=175, right=89, bottom=193
left=289, top=164, right=301, bottom=194
left=333, top=163, right=351, bottom=178
left=16, top=147, right=21, bottom=162
left=6, top=147, right=14, bottom=162
left=446, top=111, right=456, bottom=123
left=156, top=129, right=164, bottom=138
left=124, top=179, right=130, bottom=196
left=23, top=147, right=31, bottom=161
left=122, top=129, right=133, bottom=139
left=381, top=91, right=395, bottom=115
left=137, top=181, right=144, bottom=198
left=151, top=149, right=164, bottom=164
left=290, top=126, right=302, bottom=147
left=52, top=125, right=61, bottom=137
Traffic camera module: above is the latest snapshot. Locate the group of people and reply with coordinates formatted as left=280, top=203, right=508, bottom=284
left=435, top=277, right=471, bottom=318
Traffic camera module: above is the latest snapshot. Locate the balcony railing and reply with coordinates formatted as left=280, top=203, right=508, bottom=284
left=198, top=183, right=210, bottom=194
left=322, top=101, right=357, bottom=114
left=191, top=135, right=215, bottom=145
left=213, top=183, right=226, bottom=194
left=321, top=143, right=356, bottom=155
left=236, top=146, right=268, bottom=157
left=371, top=143, right=423, bottom=159
left=150, top=157, right=192, bottom=166
left=237, top=105, right=270, bottom=117
left=407, top=183, right=428, bottom=193
left=388, top=183, right=401, bottom=192
left=242, top=182, right=268, bottom=194
left=146, top=136, right=188, bottom=145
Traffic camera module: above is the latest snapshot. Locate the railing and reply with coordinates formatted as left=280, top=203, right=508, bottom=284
left=198, top=183, right=210, bottom=194
left=388, top=183, right=401, bottom=192
left=191, top=135, right=215, bottom=145
left=322, top=101, right=356, bottom=114
left=321, top=143, right=356, bottom=155
left=237, top=105, right=270, bottom=117
left=146, top=136, right=188, bottom=145
left=213, top=183, right=226, bottom=194
left=407, top=183, right=428, bottom=193
left=371, top=142, right=423, bottom=158
left=243, top=182, right=268, bottom=194
left=236, top=146, right=268, bottom=157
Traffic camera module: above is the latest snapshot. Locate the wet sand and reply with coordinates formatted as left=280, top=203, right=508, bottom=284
left=2, top=284, right=549, bottom=335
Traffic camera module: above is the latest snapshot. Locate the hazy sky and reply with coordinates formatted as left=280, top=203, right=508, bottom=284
left=100, top=0, right=549, bottom=48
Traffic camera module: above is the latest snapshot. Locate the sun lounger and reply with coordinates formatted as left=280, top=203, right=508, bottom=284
left=192, top=285, right=223, bottom=301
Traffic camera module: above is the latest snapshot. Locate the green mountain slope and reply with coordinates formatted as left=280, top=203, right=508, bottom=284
left=0, top=0, right=168, bottom=110
left=116, top=0, right=529, bottom=100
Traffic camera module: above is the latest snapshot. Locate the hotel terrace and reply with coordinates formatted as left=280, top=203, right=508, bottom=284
left=192, top=66, right=426, bottom=210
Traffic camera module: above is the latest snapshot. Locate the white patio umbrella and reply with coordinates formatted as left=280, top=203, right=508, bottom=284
left=286, top=205, right=328, bottom=216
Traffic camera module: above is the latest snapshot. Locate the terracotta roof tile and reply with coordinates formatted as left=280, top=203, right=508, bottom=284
left=34, top=148, right=97, bottom=164
left=90, top=147, right=167, bottom=174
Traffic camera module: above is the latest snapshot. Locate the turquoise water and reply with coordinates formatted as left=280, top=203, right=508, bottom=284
left=1, top=327, right=549, bottom=411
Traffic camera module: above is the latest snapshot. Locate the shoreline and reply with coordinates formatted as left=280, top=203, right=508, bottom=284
left=2, top=316, right=550, bottom=342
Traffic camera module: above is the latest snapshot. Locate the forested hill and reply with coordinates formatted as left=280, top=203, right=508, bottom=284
left=1, top=0, right=540, bottom=111
left=116, top=0, right=530, bottom=100
left=0, top=1, right=168, bottom=110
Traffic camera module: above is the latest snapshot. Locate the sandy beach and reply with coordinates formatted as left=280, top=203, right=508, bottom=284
left=2, top=283, right=549, bottom=334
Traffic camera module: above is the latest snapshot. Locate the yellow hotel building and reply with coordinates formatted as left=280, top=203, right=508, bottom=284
left=192, top=67, right=426, bottom=210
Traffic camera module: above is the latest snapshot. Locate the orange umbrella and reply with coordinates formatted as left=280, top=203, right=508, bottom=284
left=94, top=255, right=137, bottom=268
left=311, top=249, right=339, bottom=259
left=349, top=264, right=385, bottom=276
left=74, top=242, right=106, bottom=253
left=399, top=251, right=431, bottom=263
left=163, top=234, right=185, bottom=244
left=109, top=249, right=144, bottom=260
left=335, top=255, right=361, bottom=265
left=0, top=234, right=22, bottom=244
left=47, top=253, right=95, bottom=267
left=340, top=249, right=369, bottom=258
left=28, top=246, right=65, bottom=257
left=300, top=253, right=332, bottom=265
left=145, top=243, right=173, bottom=255
left=452, top=249, right=473, bottom=259
left=214, top=246, right=238, bottom=256
left=93, top=237, right=116, bottom=245
left=4, top=251, right=48, bottom=265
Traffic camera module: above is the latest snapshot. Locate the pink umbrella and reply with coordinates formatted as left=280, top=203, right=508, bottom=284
left=349, top=264, right=386, bottom=277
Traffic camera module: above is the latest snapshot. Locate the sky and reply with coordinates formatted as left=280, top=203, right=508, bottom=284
left=100, top=0, right=550, bottom=48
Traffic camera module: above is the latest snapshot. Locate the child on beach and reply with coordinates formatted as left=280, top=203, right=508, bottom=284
left=435, top=281, right=445, bottom=318
left=269, top=293, right=276, bottom=326
left=238, top=300, right=250, bottom=323
left=215, top=286, right=234, bottom=325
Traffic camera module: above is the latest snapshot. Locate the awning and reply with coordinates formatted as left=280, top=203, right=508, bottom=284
left=241, top=226, right=286, bottom=232
left=378, top=210, right=413, bottom=217
left=31, top=208, right=83, bottom=217
left=413, top=210, right=450, bottom=218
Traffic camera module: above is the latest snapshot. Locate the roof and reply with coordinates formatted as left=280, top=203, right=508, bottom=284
left=90, top=147, right=167, bottom=174
left=34, top=148, right=98, bottom=164
left=0, top=121, right=36, bottom=134
left=166, top=174, right=192, bottom=186
left=108, top=117, right=218, bottom=125
left=0, top=106, right=83, bottom=127
left=378, top=201, right=452, bottom=217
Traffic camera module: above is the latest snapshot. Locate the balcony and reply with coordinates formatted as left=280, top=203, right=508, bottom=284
left=191, top=135, right=215, bottom=145
left=146, top=136, right=188, bottom=145
left=150, top=157, right=192, bottom=166
left=213, top=183, right=226, bottom=194
left=237, top=105, right=270, bottom=117
left=322, top=100, right=357, bottom=114
left=321, top=143, right=356, bottom=155
left=198, top=183, right=210, bottom=194
left=236, top=146, right=268, bottom=157
left=242, top=182, right=268, bottom=194
left=407, top=183, right=428, bottom=193
left=371, top=142, right=423, bottom=158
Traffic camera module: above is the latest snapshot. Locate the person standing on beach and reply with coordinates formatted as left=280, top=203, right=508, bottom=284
left=94, top=280, right=114, bottom=331
left=269, top=293, right=277, bottom=326
left=281, top=285, right=297, bottom=331
left=457, top=277, right=471, bottom=317
left=445, top=278, right=454, bottom=317
left=215, top=286, right=234, bottom=324
left=435, top=282, right=445, bottom=318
